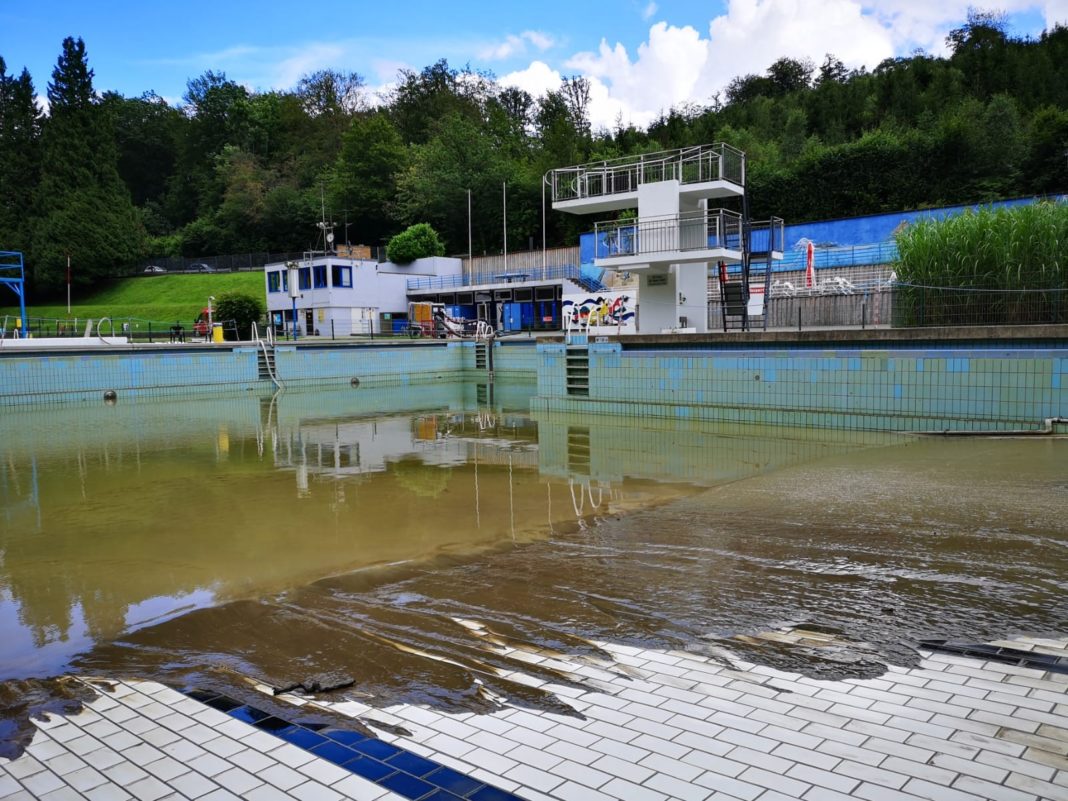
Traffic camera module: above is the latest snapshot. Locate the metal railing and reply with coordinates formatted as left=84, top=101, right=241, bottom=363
left=407, top=263, right=601, bottom=292
left=750, top=218, right=786, bottom=256
left=0, top=315, right=245, bottom=343
left=593, top=210, right=744, bottom=260
left=549, top=143, right=745, bottom=204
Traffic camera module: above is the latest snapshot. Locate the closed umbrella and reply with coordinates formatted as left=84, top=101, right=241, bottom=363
left=805, top=241, right=815, bottom=288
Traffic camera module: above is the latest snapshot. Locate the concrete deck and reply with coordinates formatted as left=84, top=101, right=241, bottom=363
left=3, top=635, right=1066, bottom=800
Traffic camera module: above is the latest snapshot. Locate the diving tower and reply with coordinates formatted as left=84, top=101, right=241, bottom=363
left=548, top=144, right=783, bottom=333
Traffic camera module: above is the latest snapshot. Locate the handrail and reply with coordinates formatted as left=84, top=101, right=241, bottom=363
left=593, top=209, right=745, bottom=260
left=548, top=143, right=746, bottom=204
left=407, top=262, right=589, bottom=291
left=251, top=320, right=284, bottom=389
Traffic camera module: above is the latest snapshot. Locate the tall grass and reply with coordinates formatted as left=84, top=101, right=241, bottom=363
left=893, top=202, right=1067, bottom=326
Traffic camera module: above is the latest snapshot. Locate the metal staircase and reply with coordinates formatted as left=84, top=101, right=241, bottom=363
left=475, top=342, right=489, bottom=370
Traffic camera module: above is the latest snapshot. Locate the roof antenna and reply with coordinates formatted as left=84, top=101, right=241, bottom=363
left=317, top=184, right=335, bottom=254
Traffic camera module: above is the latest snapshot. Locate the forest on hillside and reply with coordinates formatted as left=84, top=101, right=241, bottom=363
left=1, top=10, right=1066, bottom=294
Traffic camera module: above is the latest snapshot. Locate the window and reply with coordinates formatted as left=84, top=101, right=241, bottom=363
left=299, top=266, right=311, bottom=290
left=267, top=271, right=281, bottom=293
left=332, top=265, right=352, bottom=288
left=313, top=265, right=327, bottom=288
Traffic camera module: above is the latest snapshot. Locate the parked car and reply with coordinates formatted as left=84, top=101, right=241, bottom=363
left=191, top=263, right=215, bottom=273
left=143, top=265, right=166, bottom=274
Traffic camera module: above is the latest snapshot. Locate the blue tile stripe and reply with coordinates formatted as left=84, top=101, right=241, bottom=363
left=184, top=690, right=523, bottom=801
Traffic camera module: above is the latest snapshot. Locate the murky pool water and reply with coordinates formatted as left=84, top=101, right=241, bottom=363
left=2, top=380, right=1066, bottom=743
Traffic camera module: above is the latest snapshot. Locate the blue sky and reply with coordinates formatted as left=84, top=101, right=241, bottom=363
left=1, top=1, right=1065, bottom=127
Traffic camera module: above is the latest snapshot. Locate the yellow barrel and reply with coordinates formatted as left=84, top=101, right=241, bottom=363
left=211, top=323, right=224, bottom=343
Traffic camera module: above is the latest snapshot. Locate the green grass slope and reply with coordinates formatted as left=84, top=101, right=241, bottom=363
left=1, top=273, right=266, bottom=328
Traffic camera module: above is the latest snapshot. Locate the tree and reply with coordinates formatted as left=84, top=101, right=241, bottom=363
left=389, top=59, right=485, bottom=144
left=213, top=290, right=265, bottom=340
left=816, top=54, right=848, bottom=86
left=0, top=58, right=41, bottom=253
left=103, top=91, right=182, bottom=208
left=386, top=222, right=445, bottom=264
left=767, top=57, right=813, bottom=95
left=31, top=37, right=143, bottom=290
left=329, top=112, right=407, bottom=246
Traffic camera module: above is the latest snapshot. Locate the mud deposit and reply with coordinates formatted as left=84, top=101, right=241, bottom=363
left=2, top=385, right=1067, bottom=756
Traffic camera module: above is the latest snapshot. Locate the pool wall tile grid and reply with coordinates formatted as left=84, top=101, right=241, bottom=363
left=532, top=343, right=1068, bottom=432
left=0, top=679, right=412, bottom=801
left=0, top=639, right=1065, bottom=799
left=184, top=690, right=525, bottom=801
left=533, top=413, right=898, bottom=484
left=275, top=344, right=465, bottom=387
left=455, top=341, right=541, bottom=377
left=319, top=637, right=1068, bottom=801
left=0, top=348, right=260, bottom=406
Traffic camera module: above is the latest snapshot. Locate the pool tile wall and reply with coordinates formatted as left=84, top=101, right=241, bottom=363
left=274, top=342, right=464, bottom=386
left=533, top=341, right=1068, bottom=432
left=455, top=339, right=541, bottom=376
left=0, top=347, right=260, bottom=407
left=534, top=412, right=904, bottom=485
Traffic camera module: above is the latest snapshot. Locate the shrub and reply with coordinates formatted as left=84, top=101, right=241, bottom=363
left=386, top=223, right=445, bottom=264
left=213, top=291, right=265, bottom=340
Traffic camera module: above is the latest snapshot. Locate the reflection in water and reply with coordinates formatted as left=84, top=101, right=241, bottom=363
left=2, top=382, right=1067, bottom=742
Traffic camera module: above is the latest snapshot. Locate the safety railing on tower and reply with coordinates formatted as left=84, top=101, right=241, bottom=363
left=593, top=210, right=745, bottom=260
left=549, top=144, right=745, bottom=204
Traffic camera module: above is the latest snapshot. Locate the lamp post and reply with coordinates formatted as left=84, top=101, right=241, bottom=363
left=208, top=296, right=215, bottom=341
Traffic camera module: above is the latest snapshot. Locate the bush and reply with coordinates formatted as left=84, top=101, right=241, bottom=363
left=213, top=291, right=265, bottom=340
left=386, top=223, right=445, bottom=264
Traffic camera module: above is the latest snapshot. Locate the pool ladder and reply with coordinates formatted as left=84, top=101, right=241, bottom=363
left=252, top=323, right=284, bottom=389
left=565, top=345, right=590, bottom=396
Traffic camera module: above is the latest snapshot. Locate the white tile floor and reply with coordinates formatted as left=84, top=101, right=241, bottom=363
left=2, top=635, right=1066, bottom=800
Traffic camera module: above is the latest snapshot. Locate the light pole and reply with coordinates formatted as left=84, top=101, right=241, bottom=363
left=208, top=296, right=215, bottom=341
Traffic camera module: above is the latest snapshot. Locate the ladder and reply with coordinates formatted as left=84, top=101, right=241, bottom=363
left=257, top=345, right=277, bottom=381
left=565, top=345, right=590, bottom=396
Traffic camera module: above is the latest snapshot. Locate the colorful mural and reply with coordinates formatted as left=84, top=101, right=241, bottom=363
left=562, top=288, right=637, bottom=333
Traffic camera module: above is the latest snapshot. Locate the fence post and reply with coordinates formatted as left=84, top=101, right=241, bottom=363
left=797, top=304, right=802, bottom=332
left=862, top=297, right=867, bottom=329
left=331, top=320, right=335, bottom=340
left=149, top=322, right=153, bottom=343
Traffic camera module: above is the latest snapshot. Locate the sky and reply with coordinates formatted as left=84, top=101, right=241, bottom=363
left=1, top=0, right=1067, bottom=129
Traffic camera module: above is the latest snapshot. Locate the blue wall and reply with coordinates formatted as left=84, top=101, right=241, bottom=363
left=0, top=347, right=259, bottom=406
left=578, top=195, right=1067, bottom=262
left=534, top=340, right=1068, bottom=433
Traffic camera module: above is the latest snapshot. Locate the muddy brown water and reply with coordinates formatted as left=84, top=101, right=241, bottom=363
left=2, top=381, right=1066, bottom=754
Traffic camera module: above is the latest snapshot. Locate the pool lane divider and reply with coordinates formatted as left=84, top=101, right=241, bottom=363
left=184, top=689, right=523, bottom=801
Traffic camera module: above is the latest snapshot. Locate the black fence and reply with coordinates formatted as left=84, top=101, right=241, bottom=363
left=129, top=252, right=310, bottom=276
left=891, top=285, right=1068, bottom=327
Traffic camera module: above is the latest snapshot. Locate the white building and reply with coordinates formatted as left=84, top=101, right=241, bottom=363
left=264, top=255, right=463, bottom=336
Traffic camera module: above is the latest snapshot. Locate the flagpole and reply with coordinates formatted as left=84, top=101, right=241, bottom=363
left=66, top=254, right=71, bottom=315
left=502, top=181, right=508, bottom=272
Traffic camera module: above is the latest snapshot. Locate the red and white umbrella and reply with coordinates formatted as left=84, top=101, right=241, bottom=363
left=805, top=241, right=815, bottom=288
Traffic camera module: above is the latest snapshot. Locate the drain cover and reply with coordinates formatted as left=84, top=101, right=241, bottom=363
left=919, top=640, right=1068, bottom=675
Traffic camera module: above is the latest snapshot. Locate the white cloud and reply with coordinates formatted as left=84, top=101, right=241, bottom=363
left=270, top=44, right=346, bottom=90
left=642, top=2, right=658, bottom=21
left=478, top=30, right=556, bottom=61
left=499, top=60, right=562, bottom=99
left=504, top=0, right=1066, bottom=131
